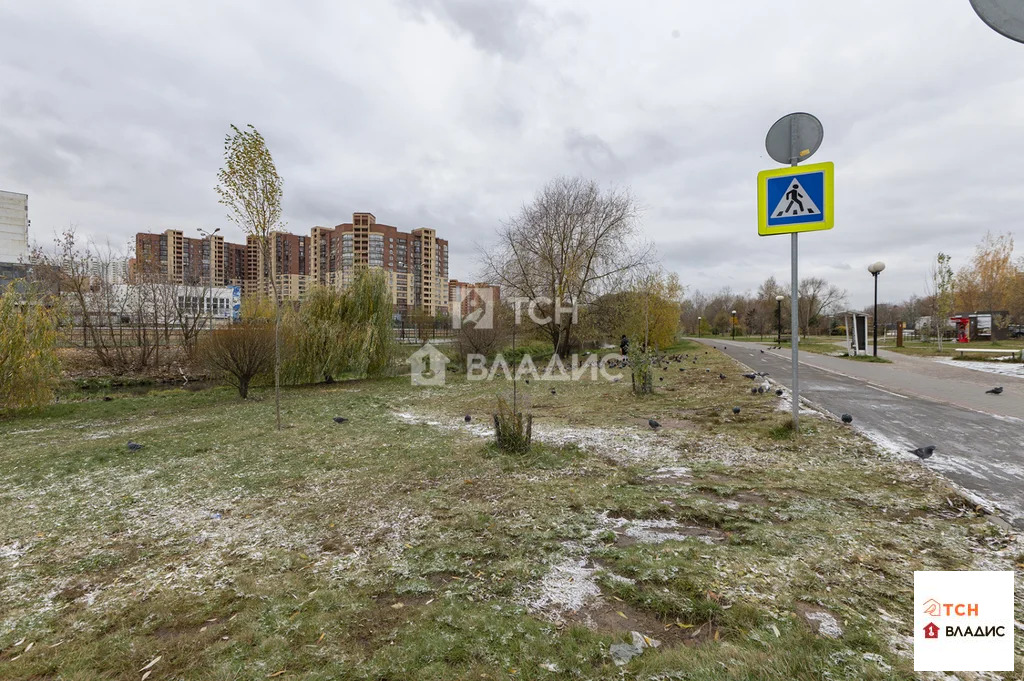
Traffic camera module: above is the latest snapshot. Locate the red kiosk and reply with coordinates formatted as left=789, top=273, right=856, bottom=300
left=950, top=316, right=970, bottom=343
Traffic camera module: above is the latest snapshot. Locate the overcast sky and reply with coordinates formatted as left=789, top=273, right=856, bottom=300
left=2, top=1, right=1023, bottom=307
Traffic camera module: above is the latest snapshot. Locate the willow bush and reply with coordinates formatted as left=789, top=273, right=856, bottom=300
left=0, top=282, right=62, bottom=413
left=283, top=270, right=396, bottom=384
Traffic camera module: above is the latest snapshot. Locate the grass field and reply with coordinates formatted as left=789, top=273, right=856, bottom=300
left=1, top=341, right=1021, bottom=679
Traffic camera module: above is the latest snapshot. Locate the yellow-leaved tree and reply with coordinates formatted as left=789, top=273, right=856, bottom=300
left=0, top=282, right=62, bottom=413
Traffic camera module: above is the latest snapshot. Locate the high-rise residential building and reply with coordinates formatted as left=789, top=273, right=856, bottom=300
left=0, top=191, right=29, bottom=283
left=310, top=212, right=449, bottom=315
left=135, top=229, right=224, bottom=285
left=133, top=212, right=447, bottom=310
left=247, top=231, right=311, bottom=301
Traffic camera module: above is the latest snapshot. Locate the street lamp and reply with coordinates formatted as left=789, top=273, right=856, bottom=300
left=731, top=310, right=737, bottom=340
left=697, top=316, right=702, bottom=338
left=198, top=227, right=221, bottom=332
left=775, top=295, right=784, bottom=345
left=868, top=261, right=885, bottom=357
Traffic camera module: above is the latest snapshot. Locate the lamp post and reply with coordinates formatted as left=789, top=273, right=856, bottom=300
left=868, top=261, right=885, bottom=357
left=731, top=310, right=737, bottom=340
left=697, top=316, right=702, bottom=338
left=775, top=295, right=784, bottom=345
left=197, top=227, right=221, bottom=332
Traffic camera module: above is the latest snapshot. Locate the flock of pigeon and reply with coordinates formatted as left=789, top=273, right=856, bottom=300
left=121, top=345, right=1009, bottom=468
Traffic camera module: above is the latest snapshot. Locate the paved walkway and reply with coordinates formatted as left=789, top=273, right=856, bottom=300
left=694, top=338, right=1024, bottom=529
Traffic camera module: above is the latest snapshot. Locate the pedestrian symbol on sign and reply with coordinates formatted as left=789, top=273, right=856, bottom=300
left=773, top=179, right=820, bottom=217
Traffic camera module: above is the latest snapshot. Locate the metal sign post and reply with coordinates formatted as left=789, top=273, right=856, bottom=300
left=761, top=112, right=833, bottom=430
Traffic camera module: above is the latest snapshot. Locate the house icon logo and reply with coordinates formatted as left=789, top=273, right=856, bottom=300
left=923, top=622, right=939, bottom=639
left=922, top=598, right=941, bottom=617
left=407, top=343, right=450, bottom=386
left=452, top=287, right=494, bottom=330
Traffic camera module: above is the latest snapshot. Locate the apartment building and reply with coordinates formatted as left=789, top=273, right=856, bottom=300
left=135, top=212, right=447, bottom=310
left=135, top=229, right=224, bottom=285
left=310, top=212, right=449, bottom=315
left=246, top=231, right=311, bottom=301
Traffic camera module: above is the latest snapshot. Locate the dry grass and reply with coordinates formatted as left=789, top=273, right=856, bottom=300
left=1, top=341, right=1020, bottom=680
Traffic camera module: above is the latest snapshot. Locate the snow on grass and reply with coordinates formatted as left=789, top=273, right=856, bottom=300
left=527, top=552, right=600, bottom=613
left=393, top=411, right=681, bottom=466
left=935, top=357, right=1024, bottom=378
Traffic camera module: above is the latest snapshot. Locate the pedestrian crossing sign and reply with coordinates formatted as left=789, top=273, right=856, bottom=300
left=757, top=161, right=834, bottom=235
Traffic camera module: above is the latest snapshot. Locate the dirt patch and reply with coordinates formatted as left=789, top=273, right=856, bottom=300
left=567, top=598, right=718, bottom=647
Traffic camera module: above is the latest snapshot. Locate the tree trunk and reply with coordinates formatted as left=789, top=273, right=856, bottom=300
left=239, top=376, right=249, bottom=399
left=274, top=296, right=281, bottom=430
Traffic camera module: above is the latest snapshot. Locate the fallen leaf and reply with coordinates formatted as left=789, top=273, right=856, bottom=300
left=268, top=671, right=286, bottom=678
left=139, top=656, right=161, bottom=672
left=714, top=629, right=720, bottom=641
left=616, top=611, right=628, bottom=619
left=24, top=642, right=33, bottom=652
left=771, top=624, right=780, bottom=638
left=141, top=672, right=152, bottom=681
left=391, top=602, right=404, bottom=609
left=316, top=632, right=325, bottom=644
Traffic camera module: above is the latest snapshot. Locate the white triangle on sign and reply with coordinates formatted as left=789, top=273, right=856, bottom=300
left=771, top=179, right=821, bottom=218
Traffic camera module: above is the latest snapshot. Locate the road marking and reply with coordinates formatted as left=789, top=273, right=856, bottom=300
left=866, top=384, right=909, bottom=399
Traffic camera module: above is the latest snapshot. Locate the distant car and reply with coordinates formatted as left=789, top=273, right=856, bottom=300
left=1011, top=325, right=1024, bottom=339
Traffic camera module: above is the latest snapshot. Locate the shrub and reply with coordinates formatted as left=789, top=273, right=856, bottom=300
left=493, top=396, right=532, bottom=454
left=0, top=282, right=62, bottom=413
left=198, top=321, right=274, bottom=398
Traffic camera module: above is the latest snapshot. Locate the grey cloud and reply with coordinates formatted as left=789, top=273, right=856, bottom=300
left=398, top=0, right=543, bottom=60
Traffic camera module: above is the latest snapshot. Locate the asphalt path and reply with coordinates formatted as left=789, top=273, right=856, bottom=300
left=696, top=338, right=1024, bottom=529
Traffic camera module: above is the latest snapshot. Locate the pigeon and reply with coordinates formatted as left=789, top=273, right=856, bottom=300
left=127, top=442, right=143, bottom=451
left=550, top=389, right=556, bottom=395
left=775, top=389, right=784, bottom=396
left=742, top=373, right=757, bottom=380
left=464, top=414, right=472, bottom=423
left=648, top=419, right=661, bottom=430
left=333, top=416, right=348, bottom=424
left=760, top=349, right=765, bottom=354
left=102, top=395, right=113, bottom=402
left=719, top=373, right=726, bottom=380
left=909, top=445, right=936, bottom=460
left=525, top=379, right=530, bottom=384
left=757, top=386, right=765, bottom=394
left=679, top=368, right=685, bottom=372
left=841, top=414, right=853, bottom=424
left=751, top=387, right=758, bottom=394
left=705, top=368, right=710, bottom=372
left=986, top=387, right=1003, bottom=395
left=732, top=407, right=741, bottom=414
left=658, top=377, right=664, bottom=381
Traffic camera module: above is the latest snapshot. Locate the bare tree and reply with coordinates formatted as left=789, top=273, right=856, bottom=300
left=216, top=124, right=285, bottom=429
left=798, top=277, right=846, bottom=336
left=482, top=177, right=651, bottom=355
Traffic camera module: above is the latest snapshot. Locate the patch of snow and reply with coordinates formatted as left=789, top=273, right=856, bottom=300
left=529, top=553, right=600, bottom=613
left=805, top=610, right=843, bottom=639
left=935, top=358, right=1024, bottom=378
left=861, top=652, right=891, bottom=672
